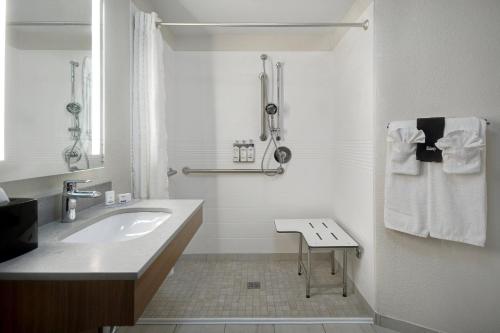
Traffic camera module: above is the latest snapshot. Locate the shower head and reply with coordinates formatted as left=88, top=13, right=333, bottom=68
left=66, top=102, right=81, bottom=115
left=260, top=54, right=268, bottom=61
left=265, top=103, right=278, bottom=115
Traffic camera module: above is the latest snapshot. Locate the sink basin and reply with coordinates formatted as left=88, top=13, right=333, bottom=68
left=62, top=210, right=172, bottom=243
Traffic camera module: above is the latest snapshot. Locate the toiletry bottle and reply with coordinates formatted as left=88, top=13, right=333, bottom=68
left=105, top=190, right=115, bottom=206
left=247, top=140, right=255, bottom=162
left=233, top=141, right=240, bottom=162
left=240, top=140, right=248, bottom=162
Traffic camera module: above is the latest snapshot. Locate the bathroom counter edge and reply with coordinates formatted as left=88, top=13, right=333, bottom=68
left=0, top=199, right=204, bottom=280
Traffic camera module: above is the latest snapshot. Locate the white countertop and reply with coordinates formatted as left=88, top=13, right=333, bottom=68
left=0, top=199, right=203, bottom=280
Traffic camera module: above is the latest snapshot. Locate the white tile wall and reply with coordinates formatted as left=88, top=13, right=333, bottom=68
left=328, top=4, right=374, bottom=306
left=166, top=51, right=336, bottom=253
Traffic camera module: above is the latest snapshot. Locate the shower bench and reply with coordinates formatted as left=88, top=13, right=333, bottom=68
left=274, top=218, right=359, bottom=298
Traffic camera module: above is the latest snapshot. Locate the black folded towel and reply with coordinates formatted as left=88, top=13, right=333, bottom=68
left=416, top=117, right=445, bottom=162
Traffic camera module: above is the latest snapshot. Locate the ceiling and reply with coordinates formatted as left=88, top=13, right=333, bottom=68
left=7, top=0, right=91, bottom=50
left=8, top=0, right=90, bottom=23
left=142, top=0, right=369, bottom=51
left=149, top=0, right=356, bottom=24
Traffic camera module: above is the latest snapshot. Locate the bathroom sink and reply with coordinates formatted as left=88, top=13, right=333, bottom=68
left=62, top=210, right=172, bottom=243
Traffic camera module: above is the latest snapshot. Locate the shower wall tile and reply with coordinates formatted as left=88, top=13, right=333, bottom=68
left=168, top=51, right=337, bottom=254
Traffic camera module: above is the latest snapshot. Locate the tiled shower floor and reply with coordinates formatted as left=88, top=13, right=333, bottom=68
left=142, top=254, right=372, bottom=318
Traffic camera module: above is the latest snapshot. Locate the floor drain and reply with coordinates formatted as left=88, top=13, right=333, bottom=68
left=247, top=281, right=261, bottom=289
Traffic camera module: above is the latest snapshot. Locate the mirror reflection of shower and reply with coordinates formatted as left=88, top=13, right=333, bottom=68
left=63, top=58, right=92, bottom=171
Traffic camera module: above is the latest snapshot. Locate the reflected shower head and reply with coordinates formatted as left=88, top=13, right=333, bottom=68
left=66, top=102, right=81, bottom=115
left=265, top=103, right=278, bottom=115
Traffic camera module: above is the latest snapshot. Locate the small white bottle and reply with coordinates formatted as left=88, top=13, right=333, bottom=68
left=233, top=141, right=240, bottom=162
left=105, top=190, right=115, bottom=206
left=240, top=140, right=248, bottom=162
left=247, top=140, right=255, bottom=162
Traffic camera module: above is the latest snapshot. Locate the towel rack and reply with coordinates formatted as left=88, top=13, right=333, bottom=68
left=386, top=118, right=490, bottom=128
left=182, top=167, right=284, bottom=175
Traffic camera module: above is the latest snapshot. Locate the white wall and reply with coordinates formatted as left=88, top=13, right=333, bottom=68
left=329, top=4, right=374, bottom=308
left=168, top=51, right=336, bottom=253
left=0, top=0, right=132, bottom=198
left=374, top=1, right=500, bottom=332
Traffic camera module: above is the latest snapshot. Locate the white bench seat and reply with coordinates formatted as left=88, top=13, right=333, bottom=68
left=274, top=218, right=359, bottom=298
left=275, top=218, right=358, bottom=248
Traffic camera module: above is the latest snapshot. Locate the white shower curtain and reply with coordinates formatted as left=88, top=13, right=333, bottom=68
left=132, top=11, right=169, bottom=199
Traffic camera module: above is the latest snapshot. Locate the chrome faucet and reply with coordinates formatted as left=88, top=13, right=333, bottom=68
left=61, top=180, right=102, bottom=223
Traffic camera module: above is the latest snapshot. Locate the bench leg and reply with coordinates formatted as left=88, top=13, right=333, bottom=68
left=342, top=249, right=348, bottom=297
left=298, top=235, right=302, bottom=275
left=306, top=246, right=311, bottom=298
left=331, top=250, right=336, bottom=275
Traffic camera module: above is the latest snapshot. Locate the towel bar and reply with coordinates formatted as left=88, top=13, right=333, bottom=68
left=387, top=118, right=490, bottom=128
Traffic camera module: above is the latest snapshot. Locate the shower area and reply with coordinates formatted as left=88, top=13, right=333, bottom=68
left=64, top=57, right=93, bottom=171
left=132, top=0, right=374, bottom=322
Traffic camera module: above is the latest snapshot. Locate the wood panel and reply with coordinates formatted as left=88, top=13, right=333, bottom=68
left=0, top=206, right=203, bottom=333
left=0, top=279, right=135, bottom=333
left=133, top=206, right=203, bottom=319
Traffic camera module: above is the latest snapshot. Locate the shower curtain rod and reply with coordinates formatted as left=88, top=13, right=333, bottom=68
left=156, top=19, right=369, bottom=30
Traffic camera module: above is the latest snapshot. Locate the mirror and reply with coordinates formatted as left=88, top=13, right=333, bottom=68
left=0, top=0, right=103, bottom=182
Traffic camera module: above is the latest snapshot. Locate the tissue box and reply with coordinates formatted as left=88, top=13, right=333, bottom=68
left=0, top=198, right=38, bottom=263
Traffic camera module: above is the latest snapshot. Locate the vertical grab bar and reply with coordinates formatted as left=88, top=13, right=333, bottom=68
left=259, top=54, right=268, bottom=141
left=275, top=62, right=283, bottom=140
left=260, top=73, right=268, bottom=141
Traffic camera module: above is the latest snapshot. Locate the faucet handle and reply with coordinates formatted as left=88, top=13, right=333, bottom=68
left=63, top=179, right=92, bottom=191
left=64, top=179, right=92, bottom=185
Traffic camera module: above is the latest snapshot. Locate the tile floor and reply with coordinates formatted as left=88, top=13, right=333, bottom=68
left=142, top=254, right=372, bottom=318
left=118, top=323, right=399, bottom=333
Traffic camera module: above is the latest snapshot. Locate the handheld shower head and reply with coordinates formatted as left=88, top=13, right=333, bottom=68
left=265, top=103, right=278, bottom=115
left=66, top=102, right=81, bottom=115
left=67, top=60, right=82, bottom=115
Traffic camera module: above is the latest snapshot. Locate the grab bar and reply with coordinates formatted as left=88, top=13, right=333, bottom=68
left=182, top=167, right=284, bottom=175
left=259, top=54, right=268, bottom=141
left=167, top=168, right=178, bottom=177
left=259, top=72, right=268, bottom=141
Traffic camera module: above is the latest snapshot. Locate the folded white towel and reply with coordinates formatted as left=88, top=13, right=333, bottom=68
left=0, top=187, right=9, bottom=204
left=435, top=129, right=485, bottom=174
left=429, top=117, right=487, bottom=246
left=384, top=121, right=429, bottom=237
left=387, top=127, right=426, bottom=175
